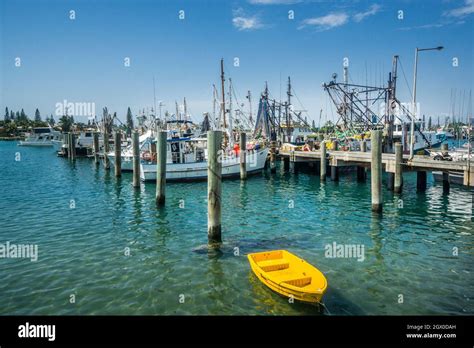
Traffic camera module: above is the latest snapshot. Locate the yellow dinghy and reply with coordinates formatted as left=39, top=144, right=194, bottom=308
left=248, top=250, right=327, bottom=303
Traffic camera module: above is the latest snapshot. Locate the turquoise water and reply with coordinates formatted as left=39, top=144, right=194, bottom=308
left=0, top=141, right=472, bottom=315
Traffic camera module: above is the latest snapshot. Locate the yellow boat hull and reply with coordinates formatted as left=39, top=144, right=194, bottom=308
left=248, top=250, right=327, bottom=303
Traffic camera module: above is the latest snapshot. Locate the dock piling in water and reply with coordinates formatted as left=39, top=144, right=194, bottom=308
left=103, top=130, right=110, bottom=170
left=93, top=132, right=100, bottom=164
left=320, top=141, right=327, bottom=181
left=357, top=140, right=367, bottom=182
left=155, top=131, right=167, bottom=206
left=331, top=140, right=339, bottom=181
left=270, top=141, right=277, bottom=173
left=114, top=131, right=122, bottom=177
left=240, top=132, right=247, bottom=180
left=132, top=131, right=140, bottom=188
left=207, top=130, right=222, bottom=245
left=70, top=133, right=76, bottom=161
left=66, top=133, right=71, bottom=159
left=394, top=142, right=403, bottom=193
left=417, top=171, right=427, bottom=192
left=371, top=130, right=382, bottom=212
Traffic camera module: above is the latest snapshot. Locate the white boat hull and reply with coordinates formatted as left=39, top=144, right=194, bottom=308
left=18, top=141, right=53, bottom=147
left=140, top=148, right=269, bottom=181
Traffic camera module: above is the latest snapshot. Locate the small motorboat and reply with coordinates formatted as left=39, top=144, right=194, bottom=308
left=247, top=250, right=327, bottom=303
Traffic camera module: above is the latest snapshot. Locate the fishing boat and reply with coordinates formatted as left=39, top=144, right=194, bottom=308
left=247, top=250, right=327, bottom=303
left=55, top=130, right=107, bottom=157
left=392, top=120, right=444, bottom=153
left=18, top=126, right=61, bottom=146
left=431, top=141, right=473, bottom=185
left=139, top=136, right=268, bottom=181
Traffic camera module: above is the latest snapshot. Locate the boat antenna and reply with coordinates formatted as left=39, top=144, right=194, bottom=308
left=153, top=76, right=157, bottom=126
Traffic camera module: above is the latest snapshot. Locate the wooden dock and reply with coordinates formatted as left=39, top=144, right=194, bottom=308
left=279, top=149, right=474, bottom=187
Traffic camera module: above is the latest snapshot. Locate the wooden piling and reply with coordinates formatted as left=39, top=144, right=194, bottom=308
left=70, top=133, right=76, bottom=160
left=93, top=132, right=100, bottom=164
left=442, top=172, right=450, bottom=194
left=155, top=131, right=167, bottom=206
left=357, top=140, right=367, bottom=182
left=114, top=131, right=122, bottom=177
left=270, top=140, right=277, bottom=173
left=207, top=130, right=222, bottom=244
left=103, top=130, right=110, bottom=170
left=331, top=140, right=339, bottom=181
left=441, top=143, right=449, bottom=157
left=320, top=141, right=327, bottom=181
left=371, top=130, right=382, bottom=212
left=66, top=133, right=71, bottom=159
left=360, top=140, right=367, bottom=153
left=394, top=142, right=403, bottom=193
left=240, top=132, right=247, bottom=180
left=417, top=171, right=427, bottom=192
left=132, top=131, right=140, bottom=188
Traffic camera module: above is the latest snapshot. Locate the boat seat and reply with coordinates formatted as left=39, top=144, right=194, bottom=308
left=257, top=259, right=290, bottom=272
left=282, top=276, right=312, bottom=288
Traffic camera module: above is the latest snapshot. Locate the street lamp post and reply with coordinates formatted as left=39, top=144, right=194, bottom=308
left=409, top=46, right=444, bottom=159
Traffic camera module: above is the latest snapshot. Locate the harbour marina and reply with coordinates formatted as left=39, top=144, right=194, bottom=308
left=1, top=0, right=473, bottom=322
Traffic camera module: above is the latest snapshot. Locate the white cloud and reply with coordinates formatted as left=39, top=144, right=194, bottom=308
left=444, top=0, right=474, bottom=17
left=248, top=0, right=301, bottom=4
left=232, top=8, right=264, bottom=31
left=299, top=12, right=349, bottom=31
left=353, top=4, right=381, bottom=22
left=397, top=23, right=446, bottom=31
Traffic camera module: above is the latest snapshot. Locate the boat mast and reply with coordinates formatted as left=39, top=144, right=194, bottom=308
left=286, top=77, right=292, bottom=142
left=153, top=76, right=158, bottom=128
left=213, top=84, right=217, bottom=128
left=229, top=78, right=233, bottom=146
left=221, top=58, right=227, bottom=130
left=247, top=90, right=253, bottom=126
left=184, top=97, right=187, bottom=122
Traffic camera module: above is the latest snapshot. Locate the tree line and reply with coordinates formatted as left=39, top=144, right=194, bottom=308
left=1, top=106, right=135, bottom=137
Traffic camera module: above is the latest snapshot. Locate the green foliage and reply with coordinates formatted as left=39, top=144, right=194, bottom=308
left=59, top=115, right=74, bottom=133
left=35, top=108, right=41, bottom=122
left=126, top=107, right=134, bottom=136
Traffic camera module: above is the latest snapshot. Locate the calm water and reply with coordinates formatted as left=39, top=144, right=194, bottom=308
left=0, top=141, right=472, bottom=315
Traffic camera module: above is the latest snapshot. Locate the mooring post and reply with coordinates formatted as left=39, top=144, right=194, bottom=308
left=132, top=131, right=140, bottom=188
left=70, top=132, right=76, bottom=160
left=331, top=140, right=339, bottom=181
left=394, top=142, right=403, bottom=193
left=103, top=130, right=110, bottom=170
left=289, top=150, right=296, bottom=173
left=155, top=131, right=167, bottom=206
left=441, top=143, right=449, bottom=157
left=208, top=130, right=222, bottom=244
left=114, top=131, right=122, bottom=177
left=66, top=132, right=71, bottom=159
left=442, top=171, right=450, bottom=194
left=371, top=130, right=383, bottom=212
left=93, top=132, right=100, bottom=164
left=270, top=140, right=277, bottom=173
left=357, top=140, right=367, bottom=182
left=320, top=141, right=327, bottom=181
left=440, top=143, right=450, bottom=193
left=417, top=171, right=427, bottom=192
left=240, top=132, right=247, bottom=180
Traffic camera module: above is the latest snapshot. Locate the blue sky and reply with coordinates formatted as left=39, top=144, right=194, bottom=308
left=1, top=0, right=473, bottom=125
